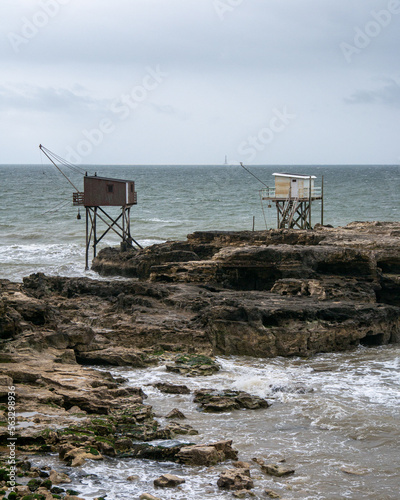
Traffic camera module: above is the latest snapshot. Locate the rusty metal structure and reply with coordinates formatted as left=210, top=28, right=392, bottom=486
left=39, top=145, right=141, bottom=269
left=261, top=173, right=324, bottom=229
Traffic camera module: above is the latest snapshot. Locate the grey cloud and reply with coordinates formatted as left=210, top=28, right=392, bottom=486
left=149, top=103, right=191, bottom=120
left=345, top=79, right=400, bottom=107
left=1, top=0, right=399, bottom=164
left=4, top=0, right=389, bottom=72
left=0, top=84, right=110, bottom=113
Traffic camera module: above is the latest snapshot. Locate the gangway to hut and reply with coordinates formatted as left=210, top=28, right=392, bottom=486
left=260, top=173, right=324, bottom=229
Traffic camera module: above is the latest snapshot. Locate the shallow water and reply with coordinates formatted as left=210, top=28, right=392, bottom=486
left=31, top=345, right=400, bottom=499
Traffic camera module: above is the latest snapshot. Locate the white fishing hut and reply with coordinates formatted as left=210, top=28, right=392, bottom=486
left=261, top=173, right=323, bottom=229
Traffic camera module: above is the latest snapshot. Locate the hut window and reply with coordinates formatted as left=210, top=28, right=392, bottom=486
left=130, top=184, right=134, bottom=192
left=107, top=184, right=114, bottom=193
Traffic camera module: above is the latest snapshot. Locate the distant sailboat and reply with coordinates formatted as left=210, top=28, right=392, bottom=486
left=224, top=155, right=228, bottom=165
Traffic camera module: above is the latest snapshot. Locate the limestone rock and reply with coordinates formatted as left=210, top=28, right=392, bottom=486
left=0, top=374, right=13, bottom=386
left=154, top=382, right=191, bottom=394
left=217, top=468, right=254, bottom=491
left=62, top=446, right=103, bottom=467
left=153, top=473, right=185, bottom=488
left=165, top=421, right=198, bottom=435
left=165, top=354, right=220, bottom=376
left=177, top=440, right=238, bottom=465
left=7, top=222, right=400, bottom=367
left=3, top=289, right=53, bottom=326
left=233, top=489, right=256, bottom=498
left=233, top=461, right=252, bottom=470
left=54, top=349, right=77, bottom=364
left=76, top=347, right=148, bottom=367
left=194, top=389, right=270, bottom=412
left=177, top=444, right=223, bottom=466
left=0, top=374, right=14, bottom=398
left=165, top=408, right=187, bottom=419
left=264, top=488, right=281, bottom=498
left=261, top=463, right=295, bottom=477
left=49, top=470, right=71, bottom=484
left=140, top=494, right=162, bottom=500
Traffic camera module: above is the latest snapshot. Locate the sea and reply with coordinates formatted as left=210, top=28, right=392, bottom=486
left=1, top=163, right=400, bottom=499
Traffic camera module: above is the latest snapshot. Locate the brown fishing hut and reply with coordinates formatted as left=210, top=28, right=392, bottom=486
left=73, top=174, right=140, bottom=269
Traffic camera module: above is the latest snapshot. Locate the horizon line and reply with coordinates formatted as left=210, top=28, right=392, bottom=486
left=1, top=162, right=399, bottom=167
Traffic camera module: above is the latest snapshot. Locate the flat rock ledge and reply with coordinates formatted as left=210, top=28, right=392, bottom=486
left=91, top=221, right=400, bottom=355
left=1, top=222, right=399, bottom=367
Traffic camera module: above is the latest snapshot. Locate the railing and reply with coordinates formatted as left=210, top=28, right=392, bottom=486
left=73, top=192, right=84, bottom=206
left=260, top=187, right=322, bottom=199
left=310, top=187, right=322, bottom=197
left=260, top=187, right=275, bottom=198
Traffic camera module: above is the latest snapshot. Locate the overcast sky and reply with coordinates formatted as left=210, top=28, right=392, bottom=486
left=1, top=0, right=399, bottom=165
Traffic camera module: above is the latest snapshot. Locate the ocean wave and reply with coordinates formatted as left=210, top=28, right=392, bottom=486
left=139, top=238, right=166, bottom=247
left=144, top=217, right=184, bottom=223
left=0, top=243, right=85, bottom=281
left=4, top=232, right=46, bottom=241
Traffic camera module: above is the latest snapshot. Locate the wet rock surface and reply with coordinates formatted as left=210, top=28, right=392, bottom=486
left=176, top=440, right=238, bottom=466
left=88, top=221, right=400, bottom=357
left=153, top=382, right=191, bottom=394
left=0, top=222, right=400, bottom=498
left=0, top=223, right=398, bottom=377
left=193, top=389, right=270, bottom=412
left=217, top=467, right=254, bottom=491
left=261, top=463, right=295, bottom=477
left=165, top=354, right=221, bottom=376
left=92, top=221, right=400, bottom=291
left=153, top=473, right=185, bottom=488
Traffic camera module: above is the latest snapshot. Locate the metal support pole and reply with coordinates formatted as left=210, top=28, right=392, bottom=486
left=122, top=207, right=125, bottom=241
left=127, top=207, right=131, bottom=240
left=276, top=202, right=280, bottom=229
left=85, top=207, right=89, bottom=270
left=321, top=175, right=324, bottom=226
left=309, top=175, right=312, bottom=229
left=300, top=202, right=304, bottom=229
left=93, top=207, right=97, bottom=259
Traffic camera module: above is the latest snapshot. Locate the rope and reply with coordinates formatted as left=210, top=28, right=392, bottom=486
left=42, top=199, right=71, bottom=215
left=240, top=162, right=269, bottom=188
left=239, top=162, right=270, bottom=230
left=259, top=190, right=268, bottom=230
left=39, top=144, right=82, bottom=192
left=39, top=145, right=86, bottom=175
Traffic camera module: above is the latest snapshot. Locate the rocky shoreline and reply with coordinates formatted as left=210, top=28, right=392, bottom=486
left=1, top=221, right=400, bottom=499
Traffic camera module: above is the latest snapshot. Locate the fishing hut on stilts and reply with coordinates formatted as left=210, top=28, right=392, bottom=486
left=39, top=145, right=142, bottom=269
left=261, top=173, right=324, bottom=229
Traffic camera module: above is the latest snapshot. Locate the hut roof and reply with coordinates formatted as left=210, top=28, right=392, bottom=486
left=85, top=175, right=134, bottom=183
left=273, top=173, right=316, bottom=179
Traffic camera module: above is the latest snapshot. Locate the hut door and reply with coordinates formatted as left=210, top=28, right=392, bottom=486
left=291, top=179, right=298, bottom=197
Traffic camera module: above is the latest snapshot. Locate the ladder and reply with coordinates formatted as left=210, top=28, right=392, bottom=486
left=280, top=196, right=299, bottom=228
